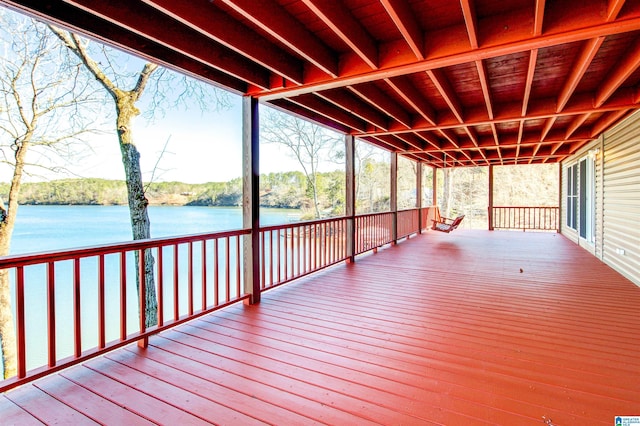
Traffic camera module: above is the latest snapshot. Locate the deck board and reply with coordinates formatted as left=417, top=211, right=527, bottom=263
left=2, top=231, right=639, bottom=425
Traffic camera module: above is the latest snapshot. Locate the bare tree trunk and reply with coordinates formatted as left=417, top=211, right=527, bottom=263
left=116, top=98, right=157, bottom=327
left=0, top=136, right=29, bottom=378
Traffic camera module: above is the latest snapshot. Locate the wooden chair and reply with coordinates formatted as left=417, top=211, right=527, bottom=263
left=431, top=215, right=465, bottom=233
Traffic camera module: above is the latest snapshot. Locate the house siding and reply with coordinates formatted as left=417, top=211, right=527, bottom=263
left=562, top=111, right=640, bottom=286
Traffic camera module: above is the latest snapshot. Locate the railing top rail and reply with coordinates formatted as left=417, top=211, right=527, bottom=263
left=355, top=211, right=395, bottom=219
left=491, top=206, right=559, bottom=209
left=259, top=216, right=346, bottom=232
left=0, top=228, right=251, bottom=269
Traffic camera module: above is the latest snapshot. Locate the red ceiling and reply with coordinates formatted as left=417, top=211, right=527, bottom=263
left=3, top=0, right=640, bottom=167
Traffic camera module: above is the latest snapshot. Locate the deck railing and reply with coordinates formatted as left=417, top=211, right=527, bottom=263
left=0, top=229, right=250, bottom=392
left=259, top=217, right=348, bottom=290
left=0, top=207, right=435, bottom=392
left=489, top=206, right=559, bottom=231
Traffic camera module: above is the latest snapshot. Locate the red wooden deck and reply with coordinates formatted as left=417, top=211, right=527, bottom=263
left=2, top=230, right=639, bottom=425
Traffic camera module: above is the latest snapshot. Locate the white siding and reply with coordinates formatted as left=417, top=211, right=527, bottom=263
left=562, top=111, right=640, bottom=286
left=602, top=112, right=640, bottom=285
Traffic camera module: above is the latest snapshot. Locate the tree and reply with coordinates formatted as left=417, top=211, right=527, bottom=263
left=261, top=108, right=341, bottom=219
left=0, top=11, right=103, bottom=378
left=49, top=26, right=230, bottom=329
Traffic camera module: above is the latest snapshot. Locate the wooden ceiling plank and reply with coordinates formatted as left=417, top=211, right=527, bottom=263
left=395, top=133, right=426, bottom=150
left=475, top=60, right=494, bottom=119
left=142, top=0, right=304, bottom=84
left=385, top=77, right=437, bottom=125
left=595, top=37, right=640, bottom=107
left=427, top=69, right=464, bottom=122
left=259, top=13, right=640, bottom=100
left=218, top=0, right=338, bottom=77
left=522, top=49, right=539, bottom=116
left=348, top=83, right=412, bottom=128
left=302, top=0, right=378, bottom=69
left=557, top=37, right=604, bottom=112
left=64, top=0, right=272, bottom=88
left=380, top=0, right=424, bottom=60
left=460, top=0, right=479, bottom=49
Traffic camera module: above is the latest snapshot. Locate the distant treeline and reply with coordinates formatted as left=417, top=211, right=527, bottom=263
left=0, top=171, right=345, bottom=212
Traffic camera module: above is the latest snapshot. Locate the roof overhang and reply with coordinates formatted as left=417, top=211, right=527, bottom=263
left=3, top=0, right=640, bottom=167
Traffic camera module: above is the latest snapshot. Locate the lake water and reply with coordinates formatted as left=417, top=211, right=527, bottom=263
left=11, top=205, right=300, bottom=254
left=2, top=205, right=300, bottom=376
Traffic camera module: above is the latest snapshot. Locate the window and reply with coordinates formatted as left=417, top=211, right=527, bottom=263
left=567, top=163, right=578, bottom=230
left=579, top=156, right=596, bottom=242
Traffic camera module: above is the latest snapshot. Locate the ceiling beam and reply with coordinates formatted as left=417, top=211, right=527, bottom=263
left=259, top=11, right=640, bottom=100
left=365, top=92, right=639, bottom=137
left=385, top=77, right=437, bottom=125
left=302, top=0, right=378, bottom=69
left=287, top=94, right=369, bottom=132
left=427, top=69, right=464, bottom=122
left=460, top=0, right=478, bottom=48
left=595, top=37, right=640, bottom=107
left=608, top=0, right=627, bottom=21
left=142, top=0, right=304, bottom=85
left=218, top=0, right=338, bottom=77
left=565, top=113, right=590, bottom=138
left=557, top=37, right=604, bottom=112
left=534, top=0, right=546, bottom=36
left=476, top=60, right=494, bottom=119
left=380, top=0, right=423, bottom=60
left=541, top=116, right=557, bottom=141
left=590, top=109, right=630, bottom=137
left=348, top=83, right=412, bottom=128
left=522, top=49, right=538, bottom=116
left=317, top=89, right=390, bottom=130
left=63, top=0, right=272, bottom=89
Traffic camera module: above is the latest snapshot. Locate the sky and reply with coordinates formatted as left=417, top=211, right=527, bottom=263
left=0, top=5, right=343, bottom=185
left=63, top=97, right=316, bottom=184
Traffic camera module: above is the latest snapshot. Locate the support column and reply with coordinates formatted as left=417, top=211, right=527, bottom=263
left=390, top=152, right=398, bottom=244
left=432, top=166, right=438, bottom=207
left=488, top=165, right=494, bottom=231
left=345, top=135, right=356, bottom=263
left=242, top=96, right=260, bottom=304
left=558, top=162, right=563, bottom=233
left=417, top=162, right=423, bottom=233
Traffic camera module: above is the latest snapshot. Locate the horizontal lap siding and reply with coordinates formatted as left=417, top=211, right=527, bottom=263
left=603, top=112, right=640, bottom=286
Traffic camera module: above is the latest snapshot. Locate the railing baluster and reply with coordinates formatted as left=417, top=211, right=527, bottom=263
left=235, top=235, right=241, bottom=298
left=173, top=244, right=179, bottom=321
left=225, top=237, right=230, bottom=302
left=188, top=242, right=193, bottom=316
left=47, top=262, right=56, bottom=368
left=98, top=254, right=105, bottom=349
left=138, top=249, right=147, bottom=348
left=16, top=266, right=26, bottom=378
left=73, top=259, right=81, bottom=358
left=214, top=238, right=219, bottom=306
left=120, top=252, right=127, bottom=341
left=201, top=241, right=207, bottom=311
left=158, top=247, right=164, bottom=327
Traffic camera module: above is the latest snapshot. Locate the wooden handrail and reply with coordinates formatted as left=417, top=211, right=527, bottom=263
left=1, top=209, right=437, bottom=392
left=489, top=206, right=559, bottom=231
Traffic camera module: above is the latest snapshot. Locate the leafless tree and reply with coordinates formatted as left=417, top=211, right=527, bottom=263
left=0, top=11, right=104, bottom=378
left=50, top=26, right=231, bottom=329
left=262, top=108, right=340, bottom=219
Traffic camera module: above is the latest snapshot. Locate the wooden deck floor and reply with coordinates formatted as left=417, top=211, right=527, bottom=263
left=2, top=230, right=639, bottom=425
